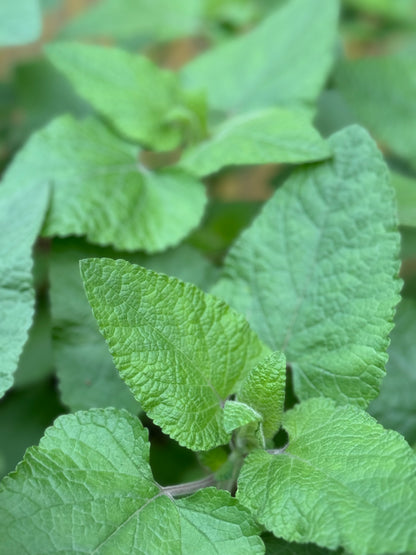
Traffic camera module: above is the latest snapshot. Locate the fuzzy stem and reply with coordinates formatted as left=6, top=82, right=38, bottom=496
left=161, top=475, right=216, bottom=498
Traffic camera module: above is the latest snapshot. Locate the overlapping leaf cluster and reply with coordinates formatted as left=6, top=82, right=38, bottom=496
left=1, top=0, right=416, bottom=553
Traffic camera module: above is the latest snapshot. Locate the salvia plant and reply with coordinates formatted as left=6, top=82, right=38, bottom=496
left=1, top=0, right=416, bottom=553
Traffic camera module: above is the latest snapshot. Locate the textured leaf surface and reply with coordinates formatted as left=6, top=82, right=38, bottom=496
left=50, top=239, right=217, bottom=412
left=0, top=408, right=264, bottom=554
left=223, top=401, right=261, bottom=434
left=335, top=55, right=416, bottom=168
left=2, top=115, right=206, bottom=252
left=46, top=42, right=199, bottom=150
left=181, top=0, right=339, bottom=113
left=180, top=108, right=331, bottom=177
left=61, top=0, right=201, bottom=42
left=369, top=298, right=416, bottom=445
left=0, top=0, right=41, bottom=46
left=81, top=258, right=270, bottom=450
left=212, top=126, right=401, bottom=407
left=237, top=398, right=416, bottom=554
left=0, top=182, right=49, bottom=398
left=391, top=172, right=416, bottom=227
left=237, top=351, right=286, bottom=440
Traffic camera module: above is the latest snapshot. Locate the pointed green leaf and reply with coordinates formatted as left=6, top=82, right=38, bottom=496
left=223, top=401, right=262, bottom=434
left=46, top=42, right=201, bottom=150
left=50, top=238, right=217, bottom=412
left=180, top=108, right=332, bottom=177
left=181, top=0, right=339, bottom=113
left=0, top=0, right=41, bottom=46
left=335, top=54, right=416, bottom=168
left=212, top=125, right=401, bottom=407
left=80, top=258, right=270, bottom=450
left=237, top=351, right=286, bottom=440
left=0, top=408, right=264, bottom=553
left=237, top=398, right=416, bottom=554
left=2, top=115, right=206, bottom=252
left=0, top=182, right=49, bottom=398
left=369, top=298, right=416, bottom=445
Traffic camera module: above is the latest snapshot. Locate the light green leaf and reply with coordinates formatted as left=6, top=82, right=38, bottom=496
left=0, top=408, right=264, bottom=554
left=212, top=125, right=401, bottom=407
left=0, top=0, right=41, bottom=47
left=81, top=258, right=270, bottom=450
left=181, top=0, right=339, bottom=113
left=50, top=238, right=217, bottom=412
left=238, top=351, right=286, bottom=440
left=2, top=115, right=206, bottom=252
left=335, top=54, right=416, bottom=168
left=223, top=401, right=262, bottom=434
left=369, top=298, right=416, bottom=445
left=180, top=108, right=332, bottom=177
left=391, top=171, right=416, bottom=228
left=61, top=0, right=201, bottom=42
left=0, top=181, right=49, bottom=398
left=46, top=42, right=202, bottom=150
left=237, top=397, right=416, bottom=554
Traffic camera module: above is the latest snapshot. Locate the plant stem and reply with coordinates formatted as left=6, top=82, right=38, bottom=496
left=161, top=474, right=216, bottom=498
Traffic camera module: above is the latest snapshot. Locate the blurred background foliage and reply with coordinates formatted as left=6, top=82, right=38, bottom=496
left=1, top=1, right=416, bottom=529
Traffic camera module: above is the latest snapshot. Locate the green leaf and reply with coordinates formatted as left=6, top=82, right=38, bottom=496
left=237, top=398, right=416, bottom=554
left=0, top=181, right=49, bottom=398
left=335, top=54, right=416, bottom=168
left=391, top=171, right=416, bottom=228
left=46, top=42, right=202, bottom=150
left=2, top=115, right=206, bottom=252
left=369, top=298, right=416, bottom=445
left=223, top=401, right=262, bottom=434
left=61, top=0, right=201, bottom=43
left=180, top=108, right=332, bottom=177
left=0, top=0, right=41, bottom=47
left=0, top=408, right=264, bottom=553
left=181, top=0, right=339, bottom=113
left=212, top=125, right=401, bottom=407
left=237, top=351, right=286, bottom=440
left=50, top=238, right=217, bottom=412
left=80, top=258, right=270, bottom=450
